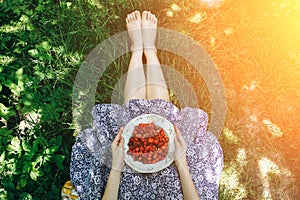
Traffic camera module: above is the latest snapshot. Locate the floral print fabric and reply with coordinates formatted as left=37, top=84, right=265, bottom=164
left=70, top=99, right=223, bottom=199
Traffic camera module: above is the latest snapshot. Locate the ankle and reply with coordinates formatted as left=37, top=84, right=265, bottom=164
left=144, top=47, right=157, bottom=57
left=131, top=47, right=143, bottom=53
left=131, top=50, right=143, bottom=58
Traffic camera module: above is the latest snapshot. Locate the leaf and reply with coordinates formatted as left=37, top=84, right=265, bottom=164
left=5, top=158, right=17, bottom=175
left=0, top=152, right=5, bottom=163
left=22, top=163, right=31, bottom=173
left=2, top=181, right=15, bottom=190
left=23, top=152, right=34, bottom=161
left=45, top=146, right=59, bottom=154
left=19, top=192, right=32, bottom=200
left=50, top=135, right=62, bottom=146
left=11, top=137, right=20, bottom=146
left=21, top=140, right=31, bottom=152
left=28, top=49, right=39, bottom=57
left=32, top=155, right=43, bottom=168
left=29, top=168, right=43, bottom=181
left=29, top=170, right=38, bottom=181
left=0, top=128, right=13, bottom=139
left=15, top=68, right=23, bottom=80
left=40, top=41, right=51, bottom=51
left=52, top=155, right=65, bottom=170
left=0, top=152, right=5, bottom=173
left=51, top=185, right=60, bottom=196
left=7, top=137, right=22, bottom=156
left=6, top=82, right=21, bottom=96
left=0, top=103, right=16, bottom=119
left=0, top=188, right=8, bottom=199
left=43, top=155, right=51, bottom=163
left=32, top=137, right=44, bottom=152
left=18, top=175, right=28, bottom=188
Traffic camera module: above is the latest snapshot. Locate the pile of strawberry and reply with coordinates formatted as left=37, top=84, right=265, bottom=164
left=127, top=122, right=169, bottom=164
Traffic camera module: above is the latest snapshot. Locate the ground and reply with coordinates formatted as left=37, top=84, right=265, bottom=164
left=1, top=0, right=299, bottom=199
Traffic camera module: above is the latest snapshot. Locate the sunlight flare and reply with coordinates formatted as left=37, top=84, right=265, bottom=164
left=222, top=127, right=239, bottom=144
left=224, top=27, right=234, bottom=36
left=200, top=0, right=225, bottom=8
left=220, top=163, right=247, bottom=198
left=170, top=3, right=181, bottom=11
left=258, top=157, right=281, bottom=199
left=236, top=148, right=247, bottom=167
left=189, top=12, right=207, bottom=24
left=166, top=10, right=174, bottom=18
left=263, top=119, right=284, bottom=137
left=243, top=80, right=258, bottom=91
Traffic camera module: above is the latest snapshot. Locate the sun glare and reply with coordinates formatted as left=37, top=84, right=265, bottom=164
left=263, top=119, right=284, bottom=138
left=220, top=163, right=247, bottom=198
left=243, top=80, right=258, bottom=91
left=189, top=12, right=207, bottom=24
left=222, top=127, right=239, bottom=144
left=236, top=148, right=247, bottom=167
left=170, top=3, right=181, bottom=12
left=0, top=55, right=15, bottom=66
left=166, top=10, right=174, bottom=18
left=258, top=157, right=281, bottom=199
left=223, top=27, right=234, bottom=36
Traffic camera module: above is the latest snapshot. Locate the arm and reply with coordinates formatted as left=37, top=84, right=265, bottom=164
left=102, top=128, right=125, bottom=200
left=174, top=125, right=201, bottom=200
left=102, top=169, right=122, bottom=200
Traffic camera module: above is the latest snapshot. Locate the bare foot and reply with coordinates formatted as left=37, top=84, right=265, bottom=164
left=142, top=11, right=157, bottom=54
left=126, top=10, right=143, bottom=52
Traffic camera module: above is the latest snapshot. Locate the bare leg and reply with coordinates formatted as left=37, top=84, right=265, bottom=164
left=142, top=11, right=169, bottom=101
left=124, top=11, right=146, bottom=103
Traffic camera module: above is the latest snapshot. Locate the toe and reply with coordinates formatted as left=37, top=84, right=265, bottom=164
left=132, top=13, right=136, bottom=20
left=142, top=10, right=147, bottom=19
left=130, top=13, right=135, bottom=21
left=151, top=13, right=156, bottom=22
left=135, top=10, right=141, bottom=20
left=127, top=14, right=131, bottom=23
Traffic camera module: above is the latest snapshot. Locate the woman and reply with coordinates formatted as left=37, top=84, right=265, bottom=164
left=70, top=10, right=223, bottom=200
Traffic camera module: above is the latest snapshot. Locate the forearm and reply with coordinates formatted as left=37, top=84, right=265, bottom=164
left=177, top=165, right=201, bottom=200
left=102, top=169, right=121, bottom=200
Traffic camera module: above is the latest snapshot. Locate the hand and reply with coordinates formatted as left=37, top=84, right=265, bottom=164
left=111, top=127, right=125, bottom=171
left=174, top=125, right=188, bottom=170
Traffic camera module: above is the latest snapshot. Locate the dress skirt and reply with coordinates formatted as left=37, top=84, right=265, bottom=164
left=70, top=99, right=223, bottom=200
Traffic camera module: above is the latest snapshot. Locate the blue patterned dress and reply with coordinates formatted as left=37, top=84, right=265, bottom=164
left=70, top=99, right=223, bottom=199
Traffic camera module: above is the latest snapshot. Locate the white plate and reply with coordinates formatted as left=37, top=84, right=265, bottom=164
left=122, top=114, right=175, bottom=173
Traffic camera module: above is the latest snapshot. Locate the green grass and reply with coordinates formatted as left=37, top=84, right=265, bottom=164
left=1, top=0, right=299, bottom=199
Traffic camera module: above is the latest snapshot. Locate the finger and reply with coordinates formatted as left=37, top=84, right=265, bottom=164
left=174, top=125, right=180, bottom=134
left=174, top=125, right=183, bottom=145
left=174, top=135, right=178, bottom=145
left=118, top=126, right=125, bottom=135
left=117, top=126, right=124, bottom=137
left=175, top=125, right=185, bottom=143
left=174, top=135, right=180, bottom=149
left=118, top=136, right=124, bottom=148
left=113, top=127, right=124, bottom=144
